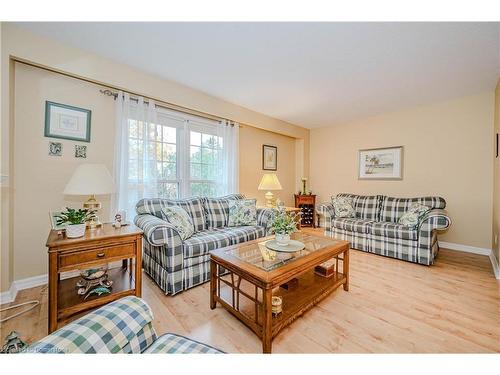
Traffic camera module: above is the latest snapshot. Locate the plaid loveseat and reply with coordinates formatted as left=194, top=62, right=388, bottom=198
left=134, top=194, right=274, bottom=295
left=25, top=296, right=222, bottom=353
left=318, top=194, right=451, bottom=265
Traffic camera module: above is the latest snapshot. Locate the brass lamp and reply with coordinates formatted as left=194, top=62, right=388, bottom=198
left=63, top=164, right=115, bottom=228
left=258, top=173, right=283, bottom=207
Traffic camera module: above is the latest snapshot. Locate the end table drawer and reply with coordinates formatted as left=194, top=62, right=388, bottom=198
left=59, top=243, right=135, bottom=269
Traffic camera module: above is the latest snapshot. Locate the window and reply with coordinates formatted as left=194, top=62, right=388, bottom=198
left=125, top=109, right=224, bottom=202
left=189, top=130, right=223, bottom=197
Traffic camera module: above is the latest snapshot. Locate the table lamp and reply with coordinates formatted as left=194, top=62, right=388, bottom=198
left=63, top=164, right=115, bottom=228
left=258, top=173, right=282, bottom=207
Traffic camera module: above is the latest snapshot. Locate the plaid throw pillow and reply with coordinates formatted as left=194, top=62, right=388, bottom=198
left=331, top=197, right=355, bottom=218
left=398, top=203, right=431, bottom=228
left=161, top=206, right=195, bottom=240
left=228, top=199, right=257, bottom=227
left=204, top=194, right=244, bottom=228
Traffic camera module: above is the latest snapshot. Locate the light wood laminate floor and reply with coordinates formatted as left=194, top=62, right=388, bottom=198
left=1, top=230, right=499, bottom=353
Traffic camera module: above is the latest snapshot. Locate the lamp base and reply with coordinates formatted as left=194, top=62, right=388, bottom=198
left=83, top=194, right=102, bottom=229
left=265, top=191, right=275, bottom=208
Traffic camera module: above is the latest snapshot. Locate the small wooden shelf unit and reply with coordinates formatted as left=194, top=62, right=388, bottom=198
left=46, top=224, right=143, bottom=333
left=294, top=194, right=317, bottom=228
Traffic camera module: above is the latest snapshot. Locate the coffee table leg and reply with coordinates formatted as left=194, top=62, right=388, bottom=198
left=343, top=248, right=350, bottom=291
left=262, top=288, right=273, bottom=353
left=210, top=260, right=217, bottom=309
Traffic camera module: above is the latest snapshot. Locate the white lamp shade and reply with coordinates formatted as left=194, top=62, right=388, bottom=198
left=63, top=164, right=115, bottom=195
left=258, top=173, right=283, bottom=191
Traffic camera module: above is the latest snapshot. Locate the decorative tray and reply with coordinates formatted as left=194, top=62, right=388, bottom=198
left=265, top=240, right=305, bottom=253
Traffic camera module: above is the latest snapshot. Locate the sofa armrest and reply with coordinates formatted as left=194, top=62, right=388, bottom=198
left=418, top=209, right=451, bottom=232
left=134, top=214, right=182, bottom=247
left=317, top=202, right=335, bottom=228
left=256, top=207, right=275, bottom=234
left=25, top=297, right=156, bottom=353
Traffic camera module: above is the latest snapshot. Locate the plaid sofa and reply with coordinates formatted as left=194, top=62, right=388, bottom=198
left=135, top=194, right=274, bottom=295
left=24, top=296, right=222, bottom=353
left=318, top=194, right=451, bottom=265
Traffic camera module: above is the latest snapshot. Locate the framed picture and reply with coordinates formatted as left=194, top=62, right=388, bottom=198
left=49, top=211, right=66, bottom=231
left=45, top=101, right=91, bottom=142
left=359, top=146, right=403, bottom=180
left=75, top=145, right=87, bottom=158
left=48, top=141, right=63, bottom=156
left=262, top=145, right=277, bottom=171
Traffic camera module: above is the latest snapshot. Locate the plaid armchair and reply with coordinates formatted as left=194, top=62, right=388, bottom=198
left=135, top=195, right=274, bottom=295
left=318, top=194, right=451, bottom=265
left=25, top=296, right=222, bottom=354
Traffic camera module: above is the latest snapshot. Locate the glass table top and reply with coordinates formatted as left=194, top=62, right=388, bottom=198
left=224, top=232, right=340, bottom=271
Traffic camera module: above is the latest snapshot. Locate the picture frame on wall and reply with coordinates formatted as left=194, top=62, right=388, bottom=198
left=44, top=101, right=92, bottom=142
left=262, top=144, right=277, bottom=171
left=358, top=146, right=403, bottom=180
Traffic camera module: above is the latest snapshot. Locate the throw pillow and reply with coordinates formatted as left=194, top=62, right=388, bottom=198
left=161, top=206, right=195, bottom=240
left=398, top=203, right=431, bottom=228
left=228, top=199, right=257, bottom=227
left=331, top=197, right=356, bottom=218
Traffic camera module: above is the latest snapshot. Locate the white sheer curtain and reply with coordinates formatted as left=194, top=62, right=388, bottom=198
left=112, top=91, right=159, bottom=219
left=216, top=120, right=239, bottom=195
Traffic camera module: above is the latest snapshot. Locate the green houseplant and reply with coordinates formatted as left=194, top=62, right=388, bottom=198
left=56, top=207, right=95, bottom=238
left=270, top=207, right=299, bottom=246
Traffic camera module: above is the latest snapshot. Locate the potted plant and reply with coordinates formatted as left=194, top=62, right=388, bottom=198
left=270, top=207, right=299, bottom=246
left=56, top=207, right=96, bottom=238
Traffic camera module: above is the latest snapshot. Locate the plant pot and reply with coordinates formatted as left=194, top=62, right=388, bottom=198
left=275, top=233, right=291, bottom=246
left=66, top=223, right=86, bottom=238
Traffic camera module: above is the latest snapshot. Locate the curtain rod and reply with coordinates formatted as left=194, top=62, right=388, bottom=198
left=11, top=56, right=239, bottom=125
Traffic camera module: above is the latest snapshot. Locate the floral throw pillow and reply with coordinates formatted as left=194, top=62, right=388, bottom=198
left=331, top=197, right=356, bottom=218
left=228, top=199, right=257, bottom=227
left=161, top=206, right=195, bottom=240
left=398, top=203, right=431, bottom=228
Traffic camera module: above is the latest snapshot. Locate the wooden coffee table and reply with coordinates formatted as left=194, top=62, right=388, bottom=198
left=210, top=232, right=349, bottom=353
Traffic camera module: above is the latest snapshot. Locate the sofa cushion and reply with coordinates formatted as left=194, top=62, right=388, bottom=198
left=332, top=218, right=374, bottom=234
left=136, top=197, right=206, bottom=232
left=337, top=194, right=381, bottom=220
left=228, top=199, right=258, bottom=226
left=380, top=196, right=446, bottom=223
left=182, top=229, right=232, bottom=258
left=398, top=203, right=431, bottom=228
left=215, top=225, right=266, bottom=245
left=331, top=196, right=355, bottom=218
left=161, top=206, right=194, bottom=240
left=204, top=194, right=245, bottom=229
left=371, top=222, right=418, bottom=240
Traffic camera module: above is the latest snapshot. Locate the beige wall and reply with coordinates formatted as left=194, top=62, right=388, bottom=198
left=3, top=59, right=303, bottom=287
left=239, top=126, right=297, bottom=207
left=13, top=63, right=116, bottom=280
left=0, top=23, right=310, bottom=292
left=492, top=80, right=500, bottom=266
left=310, top=92, right=495, bottom=249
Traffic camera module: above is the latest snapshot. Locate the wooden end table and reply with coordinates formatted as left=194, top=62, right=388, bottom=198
left=46, top=223, right=143, bottom=333
left=210, top=232, right=349, bottom=353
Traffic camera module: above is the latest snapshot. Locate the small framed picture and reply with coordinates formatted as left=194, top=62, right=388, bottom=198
left=45, top=101, right=91, bottom=142
left=262, top=145, right=277, bottom=171
left=48, top=141, right=62, bottom=156
left=49, top=211, right=66, bottom=231
left=75, top=145, right=87, bottom=158
left=359, top=146, right=403, bottom=180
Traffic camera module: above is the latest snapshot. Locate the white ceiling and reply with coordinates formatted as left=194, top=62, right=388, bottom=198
left=16, top=22, right=500, bottom=129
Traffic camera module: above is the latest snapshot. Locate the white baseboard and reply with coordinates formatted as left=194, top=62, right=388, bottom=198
left=439, top=241, right=500, bottom=280
left=438, top=241, right=491, bottom=256
left=0, top=283, right=17, bottom=305
left=489, top=252, right=500, bottom=280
